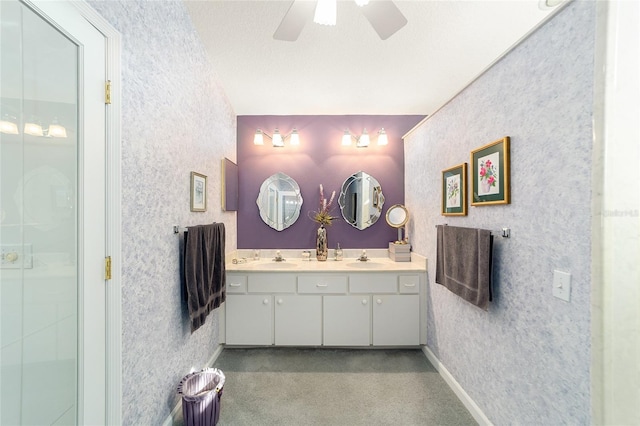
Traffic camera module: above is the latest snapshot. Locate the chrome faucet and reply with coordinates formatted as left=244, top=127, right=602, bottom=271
left=273, top=250, right=285, bottom=262
left=357, top=249, right=369, bottom=262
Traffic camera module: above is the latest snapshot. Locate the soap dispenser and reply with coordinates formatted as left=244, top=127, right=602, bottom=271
left=335, top=243, right=343, bottom=261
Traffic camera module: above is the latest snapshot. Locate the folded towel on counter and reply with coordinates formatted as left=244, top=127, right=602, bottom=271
left=184, top=223, right=226, bottom=333
left=435, top=225, right=492, bottom=310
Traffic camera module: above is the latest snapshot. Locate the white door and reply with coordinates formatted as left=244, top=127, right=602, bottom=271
left=0, top=0, right=107, bottom=424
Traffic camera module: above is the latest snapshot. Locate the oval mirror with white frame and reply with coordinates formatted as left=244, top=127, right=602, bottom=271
left=386, top=204, right=409, bottom=243
left=338, top=171, right=385, bottom=230
left=256, top=172, right=303, bottom=231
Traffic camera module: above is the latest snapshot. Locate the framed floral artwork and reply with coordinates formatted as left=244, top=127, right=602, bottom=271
left=441, top=163, right=467, bottom=216
left=190, top=171, right=207, bottom=212
left=471, top=136, right=510, bottom=206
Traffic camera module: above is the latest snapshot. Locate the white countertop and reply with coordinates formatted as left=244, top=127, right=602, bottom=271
left=227, top=249, right=426, bottom=273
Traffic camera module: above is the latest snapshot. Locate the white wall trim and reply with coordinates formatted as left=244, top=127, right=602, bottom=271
left=421, top=346, right=493, bottom=426
left=163, top=345, right=225, bottom=426
left=71, top=2, right=123, bottom=424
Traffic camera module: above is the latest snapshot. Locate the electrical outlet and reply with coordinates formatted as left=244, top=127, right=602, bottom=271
left=552, top=270, right=571, bottom=302
left=1, top=244, right=33, bottom=269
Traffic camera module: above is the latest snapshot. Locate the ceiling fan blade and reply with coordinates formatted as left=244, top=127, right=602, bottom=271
left=361, top=0, right=408, bottom=40
left=273, top=0, right=316, bottom=41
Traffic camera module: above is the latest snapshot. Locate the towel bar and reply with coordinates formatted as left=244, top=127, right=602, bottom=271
left=436, top=224, right=509, bottom=238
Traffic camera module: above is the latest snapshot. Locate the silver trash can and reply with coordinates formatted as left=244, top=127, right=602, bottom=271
left=177, top=368, right=225, bottom=426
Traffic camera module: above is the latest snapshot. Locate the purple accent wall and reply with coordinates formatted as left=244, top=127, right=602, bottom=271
left=237, top=115, right=424, bottom=249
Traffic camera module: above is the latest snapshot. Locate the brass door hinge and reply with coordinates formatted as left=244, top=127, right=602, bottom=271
left=105, top=256, right=112, bottom=280
left=105, top=80, right=111, bottom=105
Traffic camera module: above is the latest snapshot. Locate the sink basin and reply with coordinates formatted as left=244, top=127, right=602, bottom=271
left=345, top=261, right=383, bottom=269
left=253, top=261, right=297, bottom=269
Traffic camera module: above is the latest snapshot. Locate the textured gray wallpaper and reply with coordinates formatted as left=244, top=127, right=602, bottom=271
left=405, top=2, right=594, bottom=424
left=87, top=1, right=236, bottom=424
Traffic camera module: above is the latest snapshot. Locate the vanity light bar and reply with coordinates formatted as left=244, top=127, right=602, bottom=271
left=342, top=128, right=389, bottom=147
left=254, top=128, right=300, bottom=147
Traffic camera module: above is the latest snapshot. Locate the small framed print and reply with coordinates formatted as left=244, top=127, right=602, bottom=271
left=190, top=171, right=207, bottom=212
left=471, top=136, right=511, bottom=206
left=442, top=163, right=467, bottom=216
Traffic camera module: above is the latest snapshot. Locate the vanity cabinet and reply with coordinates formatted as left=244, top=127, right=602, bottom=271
left=225, top=294, right=272, bottom=345
left=323, top=295, right=370, bottom=346
left=274, top=295, right=322, bottom=346
left=372, top=294, right=420, bottom=345
left=225, top=271, right=423, bottom=347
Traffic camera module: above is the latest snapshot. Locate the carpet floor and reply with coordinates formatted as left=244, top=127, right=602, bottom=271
left=173, top=347, right=477, bottom=426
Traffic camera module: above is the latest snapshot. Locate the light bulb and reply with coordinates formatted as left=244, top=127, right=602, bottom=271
left=314, top=0, right=336, bottom=26
left=24, top=122, right=44, bottom=136
left=272, top=129, right=284, bottom=147
left=254, top=129, right=264, bottom=145
left=290, top=128, right=300, bottom=145
left=342, top=130, right=352, bottom=146
left=357, top=129, right=370, bottom=148
left=377, top=128, right=388, bottom=146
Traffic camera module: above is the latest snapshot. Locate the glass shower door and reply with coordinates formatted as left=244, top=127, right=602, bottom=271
left=1, top=1, right=79, bottom=424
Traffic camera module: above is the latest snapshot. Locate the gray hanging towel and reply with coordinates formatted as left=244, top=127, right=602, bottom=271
left=435, top=225, right=492, bottom=310
left=184, top=223, right=226, bottom=332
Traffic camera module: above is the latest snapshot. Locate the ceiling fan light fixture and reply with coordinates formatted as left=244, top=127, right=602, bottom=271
left=314, top=0, right=336, bottom=26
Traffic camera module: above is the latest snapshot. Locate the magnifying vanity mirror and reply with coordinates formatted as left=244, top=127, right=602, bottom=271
left=256, top=172, right=303, bottom=231
left=386, top=204, right=409, bottom=243
left=338, top=171, right=385, bottom=230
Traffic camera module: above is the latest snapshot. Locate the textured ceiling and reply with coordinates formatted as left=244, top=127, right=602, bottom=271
left=185, top=0, right=560, bottom=116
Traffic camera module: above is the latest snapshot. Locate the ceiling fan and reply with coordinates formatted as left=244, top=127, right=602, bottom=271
left=273, top=0, right=408, bottom=42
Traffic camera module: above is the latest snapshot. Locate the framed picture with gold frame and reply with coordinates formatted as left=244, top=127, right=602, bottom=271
left=190, top=171, right=207, bottom=212
left=471, top=136, right=511, bottom=206
left=441, top=163, right=467, bottom=216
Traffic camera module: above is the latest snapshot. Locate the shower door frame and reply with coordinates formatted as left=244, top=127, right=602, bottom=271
left=20, top=1, right=123, bottom=424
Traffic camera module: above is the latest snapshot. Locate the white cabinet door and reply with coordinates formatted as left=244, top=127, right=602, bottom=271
left=372, top=295, right=420, bottom=346
left=225, top=295, right=273, bottom=345
left=275, top=295, right=322, bottom=346
left=323, top=295, right=371, bottom=346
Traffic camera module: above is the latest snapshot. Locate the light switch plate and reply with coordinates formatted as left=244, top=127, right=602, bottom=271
left=552, top=270, right=571, bottom=302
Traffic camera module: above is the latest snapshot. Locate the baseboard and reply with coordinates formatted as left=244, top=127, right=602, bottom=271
left=163, top=344, right=225, bottom=426
left=421, top=346, right=493, bottom=426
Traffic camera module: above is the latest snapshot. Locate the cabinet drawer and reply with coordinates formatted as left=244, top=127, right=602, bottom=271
left=298, top=275, right=347, bottom=294
left=248, top=274, right=296, bottom=293
left=399, top=275, right=419, bottom=294
left=349, top=273, right=397, bottom=294
left=226, top=274, right=247, bottom=293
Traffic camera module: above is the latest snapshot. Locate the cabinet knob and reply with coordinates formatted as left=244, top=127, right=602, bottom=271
left=277, top=298, right=283, bottom=305
left=5, top=252, right=18, bottom=262
left=362, top=299, right=368, bottom=305
left=263, top=298, right=269, bottom=305
left=376, top=298, right=383, bottom=304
